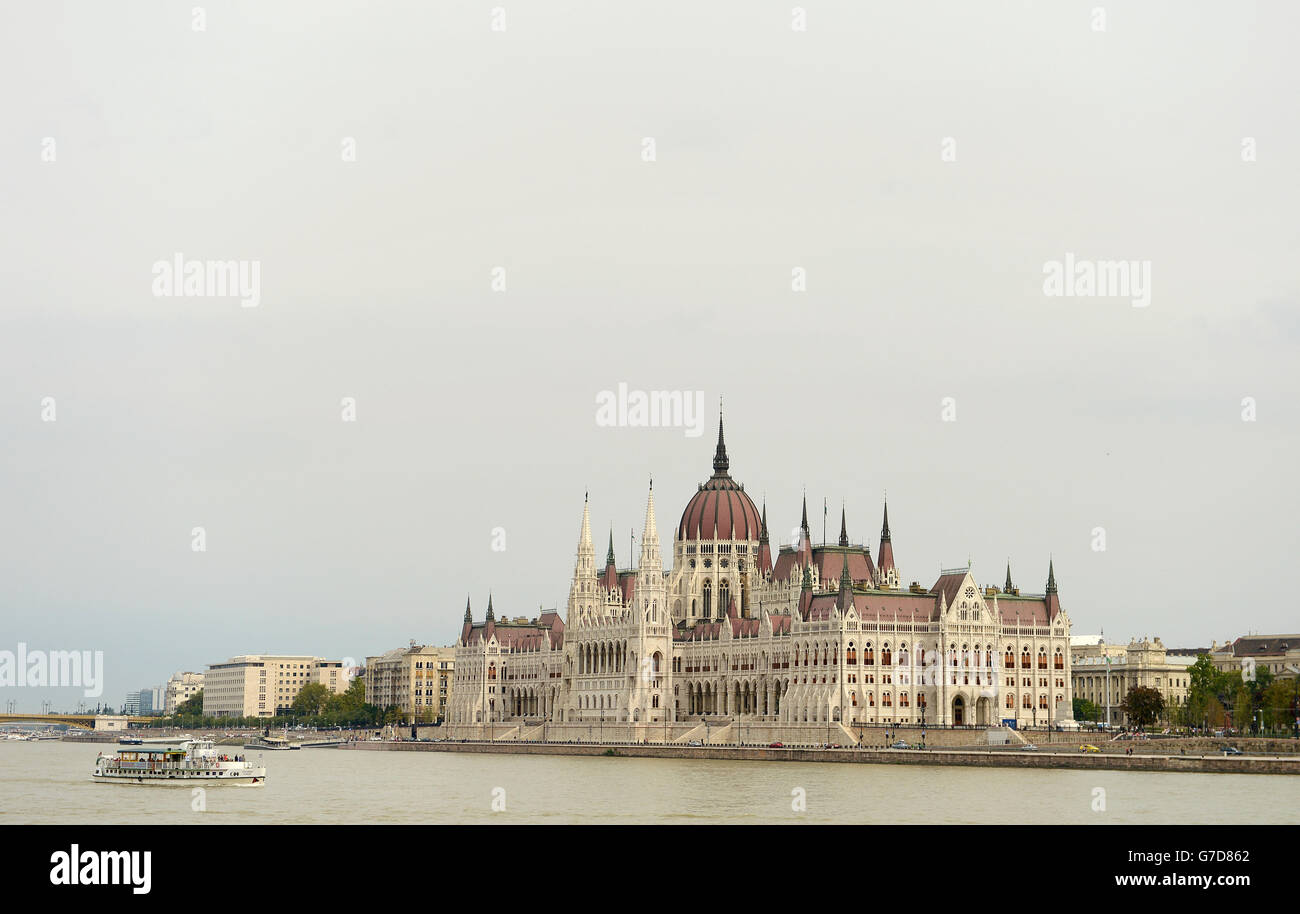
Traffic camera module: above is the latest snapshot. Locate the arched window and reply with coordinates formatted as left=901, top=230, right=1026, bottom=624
left=847, top=642, right=857, bottom=664
left=1054, top=649, right=1064, bottom=670
left=864, top=643, right=874, bottom=665
left=702, top=580, right=713, bottom=619
left=1005, top=693, right=1014, bottom=708
left=1022, top=694, right=1032, bottom=708
left=1021, top=648, right=1031, bottom=669
left=719, top=580, right=730, bottom=614
left=882, top=644, right=892, bottom=666
left=1005, top=646, right=1015, bottom=668
left=1038, top=648, right=1048, bottom=670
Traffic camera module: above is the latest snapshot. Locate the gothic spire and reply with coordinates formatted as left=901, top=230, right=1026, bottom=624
left=712, top=404, right=729, bottom=475
left=606, top=529, right=616, bottom=567
left=1046, top=557, right=1057, bottom=594
left=1005, top=561, right=1014, bottom=593
left=759, top=499, right=769, bottom=545
left=800, top=492, right=810, bottom=537
left=880, top=497, right=891, bottom=542
left=464, top=595, right=472, bottom=623
left=485, top=592, right=495, bottom=622
left=838, top=505, right=849, bottom=547
left=837, top=549, right=853, bottom=608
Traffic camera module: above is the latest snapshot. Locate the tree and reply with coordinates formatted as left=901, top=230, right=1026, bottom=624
left=175, top=690, right=203, bottom=717
left=1072, top=697, right=1099, bottom=722
left=1121, top=686, right=1164, bottom=729
left=292, top=683, right=332, bottom=718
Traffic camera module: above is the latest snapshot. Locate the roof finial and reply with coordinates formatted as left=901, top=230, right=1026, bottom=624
left=712, top=400, right=729, bottom=475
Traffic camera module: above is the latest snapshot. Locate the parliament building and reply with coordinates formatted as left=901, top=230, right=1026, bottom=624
left=447, top=414, right=1074, bottom=741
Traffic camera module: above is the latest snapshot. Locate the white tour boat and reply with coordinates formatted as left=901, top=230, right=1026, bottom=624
left=92, top=739, right=267, bottom=786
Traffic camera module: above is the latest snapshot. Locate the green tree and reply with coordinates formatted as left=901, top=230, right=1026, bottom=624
left=1072, top=697, right=1099, bottom=722
left=292, top=682, right=332, bottom=718
left=1121, top=686, right=1164, bottom=729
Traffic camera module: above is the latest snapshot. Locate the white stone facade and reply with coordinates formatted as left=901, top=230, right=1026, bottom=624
left=448, top=418, right=1073, bottom=739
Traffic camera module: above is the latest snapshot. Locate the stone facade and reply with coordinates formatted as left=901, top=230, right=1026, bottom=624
left=364, top=643, right=456, bottom=723
left=1070, top=637, right=1196, bottom=726
left=448, top=416, right=1074, bottom=740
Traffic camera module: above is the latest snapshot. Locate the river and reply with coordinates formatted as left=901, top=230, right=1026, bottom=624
left=3, top=740, right=1295, bottom=824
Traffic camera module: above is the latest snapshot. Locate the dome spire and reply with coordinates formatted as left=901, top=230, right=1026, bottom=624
left=712, top=401, right=729, bottom=476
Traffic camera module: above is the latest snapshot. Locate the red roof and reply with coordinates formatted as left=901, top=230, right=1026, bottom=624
left=678, top=478, right=762, bottom=542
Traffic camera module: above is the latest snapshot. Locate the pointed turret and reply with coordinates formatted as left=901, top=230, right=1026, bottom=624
left=485, top=592, right=495, bottom=622
left=798, top=563, right=814, bottom=620
left=836, top=549, right=853, bottom=611
left=712, top=407, right=729, bottom=476
left=796, top=492, right=813, bottom=567
left=460, top=595, right=473, bottom=645
left=1044, top=558, right=1062, bottom=618
left=757, top=500, right=773, bottom=575
left=876, top=496, right=896, bottom=585
left=606, top=530, right=616, bottom=568
left=1004, top=561, right=1014, bottom=593
left=484, top=592, right=496, bottom=641
left=463, top=595, right=472, bottom=624
left=838, top=505, right=849, bottom=547
left=603, top=527, right=619, bottom=591
left=637, top=480, right=662, bottom=573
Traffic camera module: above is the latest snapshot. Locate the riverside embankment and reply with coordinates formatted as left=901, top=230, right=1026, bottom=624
left=342, top=739, right=1300, bottom=774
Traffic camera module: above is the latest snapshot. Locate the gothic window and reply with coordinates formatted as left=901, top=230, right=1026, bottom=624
left=719, top=580, right=730, bottom=612
left=703, top=581, right=712, bottom=618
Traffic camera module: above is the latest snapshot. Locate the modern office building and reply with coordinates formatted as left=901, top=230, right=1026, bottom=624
left=203, top=655, right=348, bottom=718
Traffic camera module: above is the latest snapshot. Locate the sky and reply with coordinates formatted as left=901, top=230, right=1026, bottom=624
left=2, top=1, right=1298, bottom=711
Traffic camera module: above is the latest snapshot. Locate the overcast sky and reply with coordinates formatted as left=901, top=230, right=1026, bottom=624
left=3, top=1, right=1298, bottom=710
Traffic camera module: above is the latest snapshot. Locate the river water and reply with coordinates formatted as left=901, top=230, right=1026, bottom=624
left=3, top=740, right=1295, bottom=824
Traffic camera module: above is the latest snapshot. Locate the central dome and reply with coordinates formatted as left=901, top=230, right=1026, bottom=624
left=677, top=413, right=762, bottom=542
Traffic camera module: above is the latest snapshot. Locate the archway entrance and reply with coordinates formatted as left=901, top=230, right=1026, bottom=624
left=976, top=697, right=989, bottom=726
left=952, top=695, right=965, bottom=726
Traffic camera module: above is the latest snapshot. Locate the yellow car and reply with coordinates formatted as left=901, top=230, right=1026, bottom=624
left=1079, top=744, right=1102, bottom=753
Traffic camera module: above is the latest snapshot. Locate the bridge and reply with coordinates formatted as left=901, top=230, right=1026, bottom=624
left=0, top=713, right=154, bottom=730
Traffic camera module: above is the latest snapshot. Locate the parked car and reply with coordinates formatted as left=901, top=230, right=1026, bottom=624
left=1021, top=743, right=1039, bottom=750
left=768, top=741, right=784, bottom=748
left=1220, top=746, right=1243, bottom=756
left=1079, top=744, right=1101, bottom=753
left=890, top=740, right=912, bottom=749
left=687, top=740, right=702, bottom=747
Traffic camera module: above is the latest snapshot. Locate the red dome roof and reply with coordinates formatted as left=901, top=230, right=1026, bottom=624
left=676, top=412, right=762, bottom=542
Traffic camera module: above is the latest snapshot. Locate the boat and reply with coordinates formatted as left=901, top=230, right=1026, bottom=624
left=243, top=735, right=300, bottom=751
left=300, top=739, right=343, bottom=748
left=93, top=739, right=267, bottom=786
left=118, top=736, right=143, bottom=745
